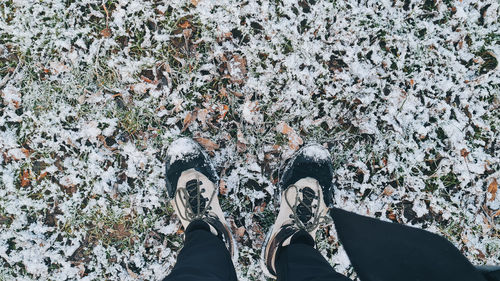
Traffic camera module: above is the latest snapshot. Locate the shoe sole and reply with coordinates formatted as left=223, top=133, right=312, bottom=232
left=260, top=222, right=277, bottom=279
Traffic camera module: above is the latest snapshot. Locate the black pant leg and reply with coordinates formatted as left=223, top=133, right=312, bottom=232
left=276, top=242, right=351, bottom=281
left=480, top=268, right=500, bottom=281
left=330, top=207, right=488, bottom=281
left=163, top=221, right=237, bottom=281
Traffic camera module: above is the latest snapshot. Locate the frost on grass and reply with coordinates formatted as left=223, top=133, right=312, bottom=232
left=0, top=0, right=499, bottom=280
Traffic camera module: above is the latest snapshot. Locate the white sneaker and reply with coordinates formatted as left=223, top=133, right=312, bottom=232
left=261, top=144, right=334, bottom=278
left=165, top=138, right=237, bottom=260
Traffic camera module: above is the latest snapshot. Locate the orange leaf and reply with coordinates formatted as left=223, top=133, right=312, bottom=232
left=182, top=111, right=196, bottom=132
left=288, top=132, right=303, bottom=151
left=21, top=148, right=30, bottom=158
left=178, top=20, right=191, bottom=29
left=219, top=104, right=229, bottom=120
left=387, top=212, right=396, bottom=220
left=20, top=170, right=30, bottom=187
left=195, top=137, right=219, bottom=152
left=383, top=186, right=394, bottom=196
left=488, top=179, right=498, bottom=201
left=460, top=148, right=470, bottom=158
left=190, top=0, right=200, bottom=6
left=100, top=28, right=111, bottom=38
left=235, top=226, right=245, bottom=238
left=38, top=172, right=48, bottom=181
left=277, top=122, right=293, bottom=134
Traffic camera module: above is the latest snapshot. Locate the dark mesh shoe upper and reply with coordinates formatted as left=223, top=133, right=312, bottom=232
left=165, top=138, right=218, bottom=199
left=279, top=143, right=334, bottom=207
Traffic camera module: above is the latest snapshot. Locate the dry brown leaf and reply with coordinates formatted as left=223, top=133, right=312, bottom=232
left=487, top=178, right=497, bottom=201
left=140, top=76, right=154, bottom=84
left=277, top=122, right=303, bottom=150
left=383, top=186, right=394, bottom=196
left=254, top=202, right=266, bottom=213
left=219, top=104, right=229, bottom=121
left=288, top=132, right=303, bottom=151
left=230, top=90, right=244, bottom=98
left=493, top=210, right=500, bottom=218
left=228, top=54, right=247, bottom=84
left=197, top=108, right=209, bottom=126
left=237, top=141, right=247, bottom=153
left=176, top=227, right=184, bottom=235
left=277, top=122, right=293, bottom=135
left=37, top=172, right=48, bottom=181
left=182, top=111, right=196, bottom=132
left=460, top=148, right=470, bottom=158
left=20, top=170, right=30, bottom=187
left=190, top=0, right=200, bottom=6
left=235, top=226, right=246, bottom=238
left=195, top=137, right=219, bottom=152
left=100, top=28, right=111, bottom=38
left=219, top=179, right=227, bottom=195
left=476, top=249, right=486, bottom=260
left=178, top=20, right=191, bottom=29
left=21, top=148, right=30, bottom=158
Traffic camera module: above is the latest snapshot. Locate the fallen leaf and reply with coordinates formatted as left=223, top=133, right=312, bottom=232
left=476, top=249, right=486, bottom=260
left=219, top=179, right=227, bottom=195
left=182, top=111, right=196, bottom=132
left=487, top=178, right=497, bottom=201
left=190, top=0, right=200, bottom=6
left=219, top=104, right=229, bottom=120
left=277, top=122, right=303, bottom=150
left=287, top=132, right=303, bottom=151
left=237, top=141, right=247, bottom=153
left=277, top=122, right=293, bottom=135
left=493, top=210, right=500, bottom=218
left=197, top=108, right=209, bottom=127
left=176, top=227, right=184, bottom=235
left=236, top=226, right=245, bottom=238
left=37, top=172, right=48, bottom=181
left=141, top=75, right=154, bottom=84
left=228, top=54, right=247, bottom=84
left=178, top=20, right=191, bottom=29
left=12, top=100, right=20, bottom=109
left=20, top=169, right=30, bottom=187
left=195, top=137, right=219, bottom=152
left=230, top=90, right=244, bottom=98
left=101, top=28, right=111, bottom=37
left=21, top=148, right=30, bottom=157
left=383, top=186, right=394, bottom=196
left=460, top=148, right=470, bottom=158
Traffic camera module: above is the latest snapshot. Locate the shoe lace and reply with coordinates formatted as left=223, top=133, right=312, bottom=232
left=174, top=175, right=217, bottom=222
left=284, top=184, right=331, bottom=232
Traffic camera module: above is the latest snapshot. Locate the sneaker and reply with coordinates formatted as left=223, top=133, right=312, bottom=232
left=261, top=143, right=334, bottom=278
left=165, top=137, right=237, bottom=260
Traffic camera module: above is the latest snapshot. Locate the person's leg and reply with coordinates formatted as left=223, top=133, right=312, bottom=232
left=163, top=138, right=238, bottom=281
left=163, top=220, right=237, bottom=281
left=262, top=144, right=349, bottom=281
left=482, top=269, right=500, bottom=281
left=331, top=207, right=488, bottom=281
left=275, top=230, right=351, bottom=281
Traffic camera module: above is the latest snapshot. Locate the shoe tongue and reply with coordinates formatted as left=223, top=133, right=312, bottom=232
left=186, top=179, right=207, bottom=212
left=296, top=187, right=315, bottom=223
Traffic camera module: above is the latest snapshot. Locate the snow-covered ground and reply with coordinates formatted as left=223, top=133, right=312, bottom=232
left=0, top=0, right=499, bottom=280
